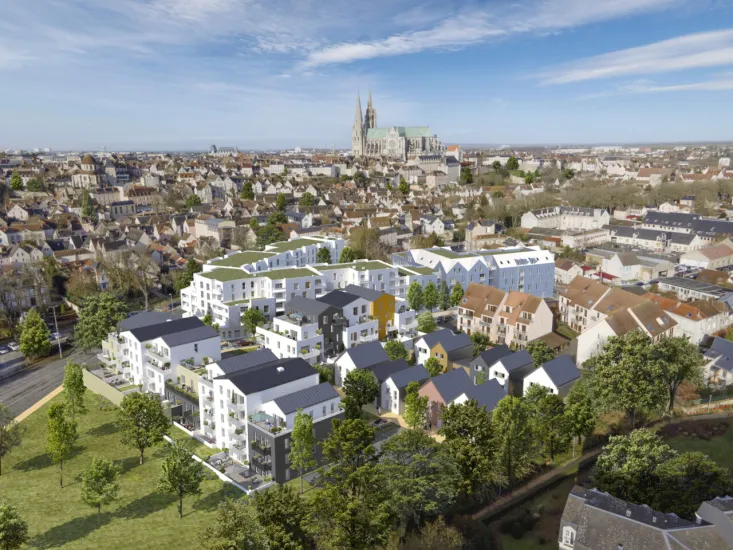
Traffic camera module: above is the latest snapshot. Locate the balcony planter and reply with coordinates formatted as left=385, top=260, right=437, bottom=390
left=229, top=412, right=235, bottom=418
left=204, top=420, right=209, bottom=426
left=235, top=428, right=243, bottom=435
left=203, top=356, right=209, bottom=365
left=270, top=426, right=282, bottom=434
left=316, top=328, right=322, bottom=335
left=145, top=344, right=152, bottom=349
left=163, top=362, right=170, bottom=368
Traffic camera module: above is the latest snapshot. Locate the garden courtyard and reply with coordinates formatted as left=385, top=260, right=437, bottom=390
left=0, top=391, right=241, bottom=549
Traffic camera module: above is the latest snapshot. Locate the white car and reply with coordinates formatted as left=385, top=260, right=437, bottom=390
left=7, top=342, right=19, bottom=351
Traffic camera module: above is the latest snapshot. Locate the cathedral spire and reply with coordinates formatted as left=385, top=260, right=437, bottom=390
left=354, top=93, right=363, bottom=126
left=365, top=90, right=376, bottom=129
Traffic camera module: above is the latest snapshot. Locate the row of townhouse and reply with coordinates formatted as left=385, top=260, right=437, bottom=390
left=456, top=282, right=554, bottom=349
left=521, top=207, right=610, bottom=231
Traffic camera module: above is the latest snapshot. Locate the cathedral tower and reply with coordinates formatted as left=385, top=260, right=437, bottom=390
left=366, top=91, right=377, bottom=129
left=352, top=93, right=365, bottom=156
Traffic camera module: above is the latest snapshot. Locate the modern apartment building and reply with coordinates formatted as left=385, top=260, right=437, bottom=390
left=521, top=206, right=610, bottom=231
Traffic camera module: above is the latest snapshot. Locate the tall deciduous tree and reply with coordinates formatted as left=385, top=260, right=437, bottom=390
left=290, top=410, right=315, bottom=494
left=0, top=501, right=29, bottom=550
left=526, top=340, right=555, bottom=366
left=240, top=182, right=255, bottom=200
left=506, top=156, right=519, bottom=171
left=339, top=246, right=357, bottom=263
left=424, top=357, right=442, bottom=377
left=471, top=333, right=490, bottom=356
left=159, top=443, right=205, bottom=519
left=316, top=247, right=331, bottom=264
left=46, top=403, right=78, bottom=488
left=118, top=392, right=170, bottom=465
left=275, top=193, right=287, bottom=212
left=423, top=281, right=439, bottom=311
left=26, top=178, right=44, bottom=192
left=75, top=292, right=129, bottom=351
left=185, top=194, right=202, bottom=208
left=398, top=179, right=410, bottom=195
left=438, top=280, right=451, bottom=311
left=406, top=282, right=424, bottom=312
left=417, top=311, right=437, bottom=334
left=524, top=385, right=570, bottom=461
left=0, top=404, right=22, bottom=477
left=564, top=382, right=596, bottom=457
left=174, top=258, right=201, bottom=293
left=652, top=336, right=705, bottom=412
left=384, top=340, right=408, bottom=361
left=402, top=516, right=464, bottom=550
left=298, top=192, right=314, bottom=207
left=63, top=361, right=87, bottom=421
left=252, top=484, right=311, bottom=550
left=403, top=382, right=428, bottom=430
left=19, top=308, right=51, bottom=359
left=9, top=171, right=23, bottom=191
left=492, top=396, right=536, bottom=486
left=241, top=307, right=266, bottom=337
left=450, top=283, right=464, bottom=307
left=343, top=369, right=379, bottom=412
left=199, top=499, right=270, bottom=550
left=80, top=457, right=121, bottom=524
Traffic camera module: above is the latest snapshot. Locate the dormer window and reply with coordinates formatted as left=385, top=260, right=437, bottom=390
left=562, top=527, right=576, bottom=547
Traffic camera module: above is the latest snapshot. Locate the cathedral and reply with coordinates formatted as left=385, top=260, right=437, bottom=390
left=351, top=93, right=445, bottom=161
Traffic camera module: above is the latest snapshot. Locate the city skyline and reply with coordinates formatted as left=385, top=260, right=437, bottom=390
left=2, top=0, right=733, bottom=150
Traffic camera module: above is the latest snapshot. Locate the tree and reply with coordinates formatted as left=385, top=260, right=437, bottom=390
left=424, top=357, right=443, bottom=377
left=524, top=385, right=570, bottom=461
left=46, top=403, right=78, bottom=488
left=652, top=336, right=705, bottom=412
left=584, top=331, right=667, bottom=426
left=564, top=382, right=596, bottom=457
left=460, top=166, right=473, bottom=184
left=298, top=192, right=314, bottom=207
left=174, top=258, right=201, bottom=293
left=339, top=246, right=357, bottom=263
left=438, top=281, right=451, bottom=311
left=185, top=194, right=202, bottom=208
left=63, top=361, right=87, bottom=421
left=275, top=193, right=287, bottom=212
left=202, top=313, right=213, bottom=326
left=80, top=457, right=120, bottom=524
left=423, top=281, right=439, bottom=310
left=406, top=281, right=424, bottom=311
left=0, top=501, right=29, bottom=550
left=252, top=484, right=311, bottom=550
left=384, top=340, right=408, bottom=361
left=199, top=499, right=270, bottom=550
left=343, top=368, right=379, bottom=412
left=471, top=332, right=491, bottom=356
left=256, top=224, right=286, bottom=248
left=492, top=396, right=535, bottom=485
left=159, top=443, right=205, bottom=519
left=75, top=292, right=129, bottom=351
left=249, top=218, right=260, bottom=232
left=26, top=178, right=44, bottom=192
left=506, top=156, right=519, bottom=171
left=526, top=340, right=555, bottom=367
left=81, top=189, right=95, bottom=218
left=403, top=382, right=428, bottom=429
left=402, top=516, right=464, bottom=550
left=118, top=392, right=170, bottom=465
left=9, top=171, right=23, bottom=191
left=492, top=160, right=502, bottom=171
left=240, top=182, right=255, bottom=200
left=399, top=178, right=410, bottom=195
left=450, top=283, right=464, bottom=307
left=267, top=210, right=287, bottom=226
left=0, top=404, right=22, bottom=477
left=241, top=307, right=266, bottom=337
left=19, top=308, right=50, bottom=359
left=290, top=410, right=315, bottom=494
left=316, top=247, right=331, bottom=264
left=417, top=311, right=437, bottom=334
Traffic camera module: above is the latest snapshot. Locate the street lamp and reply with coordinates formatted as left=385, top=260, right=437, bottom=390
left=169, top=293, right=173, bottom=311
left=51, top=304, right=62, bottom=359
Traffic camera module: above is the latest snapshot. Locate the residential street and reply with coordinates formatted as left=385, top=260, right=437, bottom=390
left=0, top=348, right=98, bottom=417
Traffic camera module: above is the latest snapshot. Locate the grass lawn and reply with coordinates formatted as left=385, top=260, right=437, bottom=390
left=555, top=324, right=579, bottom=340
left=169, top=427, right=223, bottom=460
left=0, top=391, right=242, bottom=550
left=116, top=384, right=138, bottom=392
left=667, top=425, right=733, bottom=470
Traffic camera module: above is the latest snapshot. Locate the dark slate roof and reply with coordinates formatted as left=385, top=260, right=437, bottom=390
left=343, top=284, right=384, bottom=302
left=497, top=350, right=534, bottom=373
left=215, top=349, right=278, bottom=374
left=368, top=359, right=410, bottom=383
left=127, top=316, right=202, bottom=341
left=472, top=345, right=513, bottom=368
left=273, top=382, right=339, bottom=415
left=428, top=368, right=471, bottom=403
left=217, top=358, right=316, bottom=395
left=161, top=324, right=219, bottom=346
left=462, top=379, right=505, bottom=411
left=541, top=355, right=581, bottom=388
left=342, top=341, right=389, bottom=369
left=318, top=290, right=361, bottom=309
left=284, top=295, right=331, bottom=316
left=418, top=329, right=472, bottom=353
left=705, top=336, right=733, bottom=373
left=118, top=311, right=179, bottom=332
left=388, top=365, right=430, bottom=388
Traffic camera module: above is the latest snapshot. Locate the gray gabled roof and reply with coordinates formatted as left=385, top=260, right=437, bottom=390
left=541, top=355, right=581, bottom=389
left=343, top=284, right=384, bottom=302
left=368, top=359, right=409, bottom=383
left=284, top=295, right=332, bottom=316
left=118, top=311, right=179, bottom=332
left=128, top=316, right=211, bottom=343
left=705, top=336, right=733, bottom=374
left=471, top=345, right=512, bottom=368
left=318, top=290, right=361, bottom=309
left=418, top=329, right=472, bottom=353
left=428, top=368, right=471, bottom=403
left=217, top=357, right=316, bottom=395
left=462, top=379, right=505, bottom=411
left=342, top=341, right=389, bottom=369
left=496, top=350, right=534, bottom=373
left=215, top=349, right=278, bottom=374
left=273, top=382, right=339, bottom=415
left=161, top=325, right=219, bottom=347
left=388, top=365, right=430, bottom=388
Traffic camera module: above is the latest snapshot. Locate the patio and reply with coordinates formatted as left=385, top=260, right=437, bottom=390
left=208, top=452, right=267, bottom=491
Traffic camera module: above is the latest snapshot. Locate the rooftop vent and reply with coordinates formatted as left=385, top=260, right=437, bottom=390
left=277, top=366, right=285, bottom=373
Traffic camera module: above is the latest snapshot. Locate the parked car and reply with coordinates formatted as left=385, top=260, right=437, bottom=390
left=372, top=418, right=391, bottom=429
left=7, top=342, right=19, bottom=351
left=0, top=346, right=9, bottom=355
left=49, top=332, right=63, bottom=341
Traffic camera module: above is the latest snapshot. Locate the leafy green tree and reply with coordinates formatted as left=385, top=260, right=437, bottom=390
left=0, top=501, right=29, bottom=550
left=321, top=418, right=377, bottom=480
left=343, top=368, right=379, bottom=412
left=339, top=395, right=362, bottom=420
left=524, top=385, right=570, bottom=461
left=290, top=410, right=315, bottom=494
left=652, top=336, right=705, bottom=412
left=159, top=443, right=205, bottom=519
left=471, top=332, right=491, bottom=356
left=0, top=404, right=22, bottom=477
left=492, top=160, right=502, bottom=171
left=256, top=224, right=286, bottom=248
left=378, top=429, right=460, bottom=532
left=506, top=156, right=519, bottom=171
left=564, top=382, right=596, bottom=457
left=26, top=178, right=44, bottom=192
left=403, top=382, right=428, bottom=430
left=423, top=281, right=439, bottom=310
left=9, top=171, right=23, bottom=191
left=81, top=189, right=95, bottom=218
left=118, top=392, right=170, bottom=465
left=339, top=246, right=357, bottom=263
left=384, top=340, right=408, bottom=361
left=417, top=311, right=437, bottom=334
left=438, top=281, right=451, bottom=311
left=80, top=457, right=121, bottom=524
left=526, top=340, right=555, bottom=366
left=316, top=247, right=331, bottom=264
left=385, top=182, right=392, bottom=191
left=460, top=166, right=473, bottom=184
left=185, top=194, right=202, bottom=208
left=241, top=307, right=266, bottom=337
left=492, top=396, right=535, bottom=485
left=402, top=516, right=463, bottom=550
left=199, top=499, right=270, bottom=550
left=19, top=308, right=50, bottom=359
left=298, top=192, right=314, bottom=207
left=399, top=178, right=410, bottom=195
left=584, top=331, right=667, bottom=426
left=313, top=362, right=334, bottom=384
left=267, top=210, right=288, bottom=226
left=75, top=292, right=129, bottom=351
left=449, top=283, right=464, bottom=307
left=240, top=182, right=254, bottom=200
left=63, top=361, right=87, bottom=421
left=252, top=484, right=311, bottom=550
left=46, top=402, right=78, bottom=488
left=424, top=357, right=442, bottom=377
left=174, top=258, right=201, bottom=292
left=249, top=218, right=260, bottom=231
left=275, top=193, right=287, bottom=211
left=524, top=173, right=534, bottom=184
left=440, top=400, right=500, bottom=498
left=202, top=313, right=212, bottom=326
left=406, top=282, right=424, bottom=311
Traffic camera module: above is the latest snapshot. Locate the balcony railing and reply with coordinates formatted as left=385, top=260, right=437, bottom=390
left=250, top=440, right=272, bottom=454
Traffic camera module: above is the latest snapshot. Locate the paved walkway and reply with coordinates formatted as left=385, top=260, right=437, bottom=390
left=16, top=384, right=63, bottom=422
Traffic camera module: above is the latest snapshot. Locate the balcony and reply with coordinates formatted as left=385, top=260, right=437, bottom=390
left=145, top=347, right=169, bottom=363
left=251, top=456, right=272, bottom=471
left=250, top=440, right=272, bottom=455
left=249, top=411, right=285, bottom=434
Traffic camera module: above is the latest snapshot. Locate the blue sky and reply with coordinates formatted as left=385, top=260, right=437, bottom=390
left=2, top=0, right=733, bottom=150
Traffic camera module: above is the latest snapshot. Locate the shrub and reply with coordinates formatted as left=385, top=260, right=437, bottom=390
left=499, top=518, right=514, bottom=534
left=511, top=522, right=525, bottom=539
left=522, top=513, right=536, bottom=531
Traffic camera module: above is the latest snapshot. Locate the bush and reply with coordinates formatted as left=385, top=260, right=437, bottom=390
left=511, top=522, right=525, bottom=539
left=522, top=513, right=536, bottom=531
left=499, top=518, right=514, bottom=534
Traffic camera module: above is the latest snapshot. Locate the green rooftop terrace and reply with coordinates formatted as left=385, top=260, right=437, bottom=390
left=224, top=298, right=253, bottom=306
left=209, top=251, right=274, bottom=267
left=426, top=248, right=468, bottom=259
left=266, top=238, right=323, bottom=252
left=400, top=265, right=437, bottom=276
left=201, top=269, right=253, bottom=282
left=319, top=260, right=393, bottom=272
left=262, top=267, right=318, bottom=280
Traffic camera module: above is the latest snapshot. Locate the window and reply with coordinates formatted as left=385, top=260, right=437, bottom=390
left=194, top=344, right=199, bottom=353
left=562, top=527, right=575, bottom=547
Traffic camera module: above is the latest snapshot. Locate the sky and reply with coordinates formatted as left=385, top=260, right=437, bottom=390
left=2, top=0, right=733, bottom=150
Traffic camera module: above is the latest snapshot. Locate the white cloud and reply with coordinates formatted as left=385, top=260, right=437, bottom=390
left=0, top=46, right=35, bottom=69
left=541, top=29, right=733, bottom=85
left=578, top=76, right=733, bottom=99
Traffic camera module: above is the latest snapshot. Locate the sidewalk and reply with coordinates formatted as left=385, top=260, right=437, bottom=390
left=16, top=384, right=63, bottom=422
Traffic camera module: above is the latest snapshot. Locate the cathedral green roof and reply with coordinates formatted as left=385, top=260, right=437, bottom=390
left=366, top=127, right=433, bottom=139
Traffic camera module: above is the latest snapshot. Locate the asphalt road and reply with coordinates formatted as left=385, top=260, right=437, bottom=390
left=0, top=348, right=98, bottom=417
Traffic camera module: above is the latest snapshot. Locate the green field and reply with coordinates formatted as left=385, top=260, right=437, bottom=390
left=0, top=391, right=242, bottom=550
left=667, top=424, right=733, bottom=470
